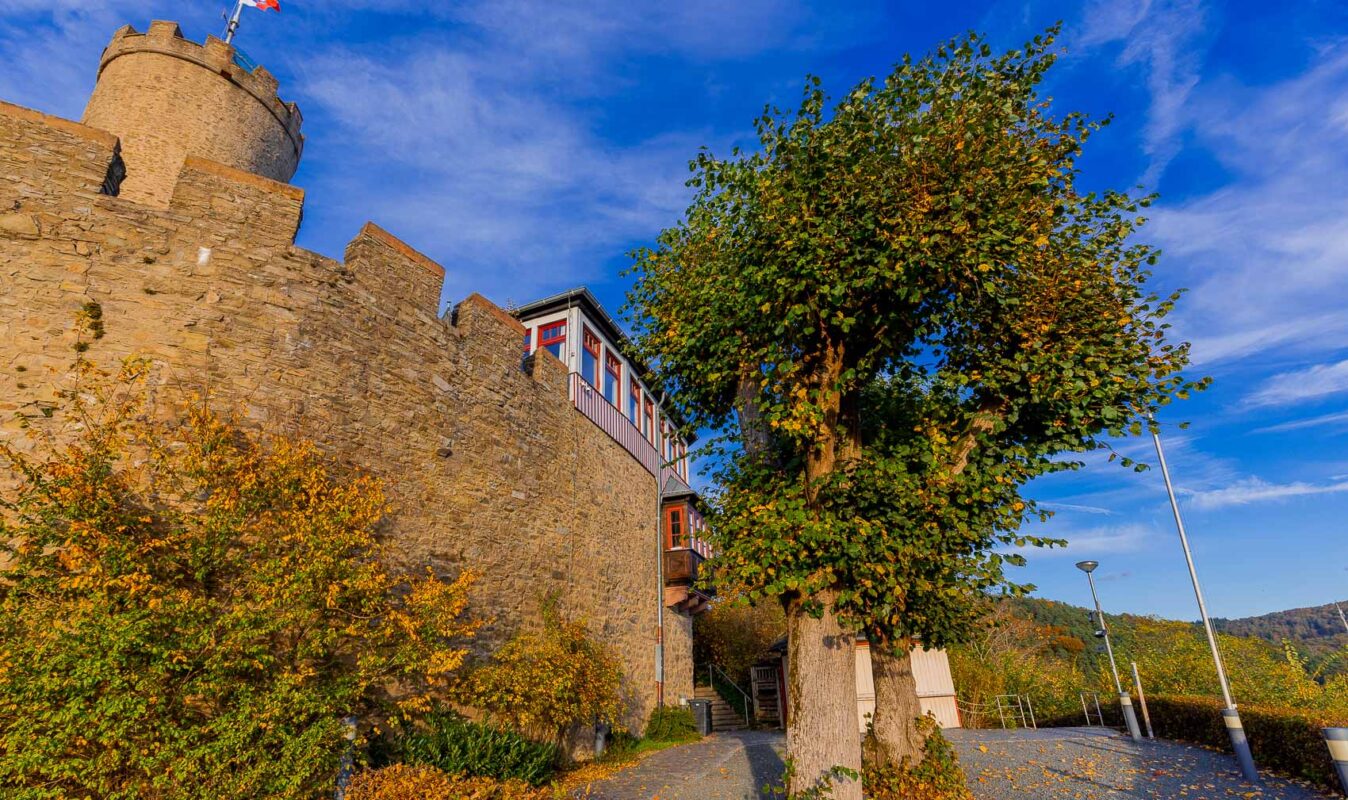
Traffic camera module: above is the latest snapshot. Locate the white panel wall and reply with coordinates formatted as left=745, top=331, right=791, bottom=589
left=854, top=643, right=961, bottom=732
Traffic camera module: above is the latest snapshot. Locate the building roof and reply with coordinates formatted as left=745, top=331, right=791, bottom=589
left=662, top=473, right=697, bottom=500
left=514, top=286, right=693, bottom=439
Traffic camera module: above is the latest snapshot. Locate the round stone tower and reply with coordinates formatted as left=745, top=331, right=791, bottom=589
left=81, top=21, right=304, bottom=206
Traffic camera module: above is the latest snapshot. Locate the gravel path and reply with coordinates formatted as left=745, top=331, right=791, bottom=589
left=582, top=726, right=1335, bottom=799
left=579, top=730, right=786, bottom=799
left=949, top=727, right=1334, bottom=800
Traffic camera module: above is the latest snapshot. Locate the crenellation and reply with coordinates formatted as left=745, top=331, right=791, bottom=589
left=169, top=156, right=304, bottom=246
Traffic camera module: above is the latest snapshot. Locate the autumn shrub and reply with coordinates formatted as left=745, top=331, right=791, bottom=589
left=0, top=357, right=478, bottom=799
left=385, top=712, right=556, bottom=785
left=461, top=595, right=625, bottom=750
left=643, top=705, right=699, bottom=742
left=345, top=763, right=551, bottom=800
left=1143, top=695, right=1347, bottom=792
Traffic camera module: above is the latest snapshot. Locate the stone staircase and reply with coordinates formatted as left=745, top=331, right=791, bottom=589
left=695, top=685, right=747, bottom=732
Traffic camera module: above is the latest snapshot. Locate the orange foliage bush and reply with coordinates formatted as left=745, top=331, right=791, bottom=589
left=345, top=764, right=553, bottom=800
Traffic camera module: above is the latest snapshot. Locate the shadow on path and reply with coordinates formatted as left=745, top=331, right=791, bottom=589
left=580, top=730, right=786, bottom=800
left=949, top=727, right=1334, bottom=800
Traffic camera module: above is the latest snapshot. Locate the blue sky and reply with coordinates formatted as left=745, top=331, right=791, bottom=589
left=3, top=1, right=1347, bottom=620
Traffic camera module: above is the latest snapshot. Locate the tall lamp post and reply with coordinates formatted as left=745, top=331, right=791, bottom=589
left=1075, top=560, right=1143, bottom=741
left=1152, top=423, right=1259, bottom=782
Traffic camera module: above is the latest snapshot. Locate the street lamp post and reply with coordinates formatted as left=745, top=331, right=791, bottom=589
left=1152, top=423, right=1259, bottom=783
left=1075, top=560, right=1143, bottom=741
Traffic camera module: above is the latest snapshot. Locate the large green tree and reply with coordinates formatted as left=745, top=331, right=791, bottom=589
left=628, top=29, right=1201, bottom=794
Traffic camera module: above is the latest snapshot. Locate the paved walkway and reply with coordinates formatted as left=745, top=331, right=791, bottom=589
left=950, top=727, right=1333, bottom=800
left=582, top=727, right=1335, bottom=799
left=580, top=730, right=786, bottom=800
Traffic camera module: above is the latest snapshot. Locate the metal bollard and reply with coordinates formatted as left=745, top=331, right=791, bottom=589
left=1222, top=708, right=1259, bottom=783
left=335, top=715, right=358, bottom=800
left=595, top=720, right=612, bottom=758
left=1323, top=727, right=1348, bottom=796
left=1119, top=692, right=1143, bottom=741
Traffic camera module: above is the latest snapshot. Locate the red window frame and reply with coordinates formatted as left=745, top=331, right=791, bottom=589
left=539, top=320, right=566, bottom=357
left=665, top=504, right=688, bottom=549
left=644, top=398, right=655, bottom=443
left=604, top=352, right=621, bottom=405
left=581, top=326, right=601, bottom=386
left=522, top=329, right=532, bottom=354
left=629, top=379, right=642, bottom=424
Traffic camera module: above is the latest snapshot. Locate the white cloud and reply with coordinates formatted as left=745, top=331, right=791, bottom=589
left=1245, top=359, right=1348, bottom=408
left=1079, top=0, right=1210, bottom=183
left=1038, top=501, right=1116, bottom=515
left=1185, top=476, right=1348, bottom=510
left=1145, top=45, right=1348, bottom=366
left=1025, top=523, right=1160, bottom=558
left=1254, top=409, right=1348, bottom=434
left=291, top=39, right=709, bottom=300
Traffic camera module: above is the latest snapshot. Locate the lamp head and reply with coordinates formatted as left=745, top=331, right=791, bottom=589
left=1075, top=560, right=1099, bottom=574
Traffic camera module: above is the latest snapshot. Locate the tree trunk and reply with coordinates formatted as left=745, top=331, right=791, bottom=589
left=786, top=590, right=863, bottom=800
left=865, top=399, right=1010, bottom=767
left=865, top=643, right=926, bottom=768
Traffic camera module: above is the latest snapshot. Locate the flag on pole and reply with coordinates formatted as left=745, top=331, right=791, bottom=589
left=241, top=0, right=281, bottom=11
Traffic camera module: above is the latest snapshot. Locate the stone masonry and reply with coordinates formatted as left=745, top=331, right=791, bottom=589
left=0, top=22, right=692, bottom=738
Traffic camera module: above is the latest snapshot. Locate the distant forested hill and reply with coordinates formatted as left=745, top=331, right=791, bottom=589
left=1004, top=595, right=1348, bottom=678
left=1213, top=602, right=1348, bottom=667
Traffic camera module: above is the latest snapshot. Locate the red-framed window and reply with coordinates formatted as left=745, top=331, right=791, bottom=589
left=539, top=320, right=566, bottom=359
left=666, top=504, right=688, bottom=549
left=604, top=352, right=621, bottom=406
left=581, top=327, right=601, bottom=387
left=522, top=329, right=531, bottom=354
left=629, top=379, right=641, bottom=425
left=644, top=398, right=655, bottom=443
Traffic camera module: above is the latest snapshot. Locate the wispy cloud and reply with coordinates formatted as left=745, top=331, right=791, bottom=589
left=292, top=40, right=708, bottom=300
left=1022, top=523, right=1161, bottom=558
left=1254, top=409, right=1348, bottom=434
left=1078, top=0, right=1211, bottom=183
left=1185, top=477, right=1348, bottom=510
left=1146, top=44, right=1348, bottom=366
left=1039, top=501, right=1116, bottom=515
left=1245, top=359, right=1348, bottom=408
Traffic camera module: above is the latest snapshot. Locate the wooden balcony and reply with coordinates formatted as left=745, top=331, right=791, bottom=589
left=664, top=547, right=713, bottom=615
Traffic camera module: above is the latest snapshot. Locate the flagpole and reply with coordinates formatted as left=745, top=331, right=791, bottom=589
left=223, top=0, right=245, bottom=44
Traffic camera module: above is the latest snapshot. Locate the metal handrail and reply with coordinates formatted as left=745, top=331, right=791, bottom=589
left=709, top=664, right=753, bottom=727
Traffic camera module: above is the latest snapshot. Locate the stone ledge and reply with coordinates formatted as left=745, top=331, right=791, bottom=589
left=0, top=99, right=119, bottom=149
left=458, top=292, right=525, bottom=334
left=180, top=155, right=305, bottom=202
left=358, top=222, right=445, bottom=278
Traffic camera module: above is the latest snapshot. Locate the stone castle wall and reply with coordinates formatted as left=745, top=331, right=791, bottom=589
left=0, top=97, right=692, bottom=733
left=81, top=21, right=303, bottom=206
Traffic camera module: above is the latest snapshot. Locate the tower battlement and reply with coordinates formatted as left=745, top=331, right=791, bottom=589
left=82, top=20, right=304, bottom=207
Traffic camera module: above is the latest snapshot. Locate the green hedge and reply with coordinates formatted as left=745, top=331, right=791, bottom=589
left=644, top=705, right=699, bottom=742
left=385, top=712, right=558, bottom=786
left=1142, top=696, right=1346, bottom=792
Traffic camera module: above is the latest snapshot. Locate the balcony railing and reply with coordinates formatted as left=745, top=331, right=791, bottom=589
left=569, top=372, right=661, bottom=476
left=663, top=547, right=703, bottom=587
